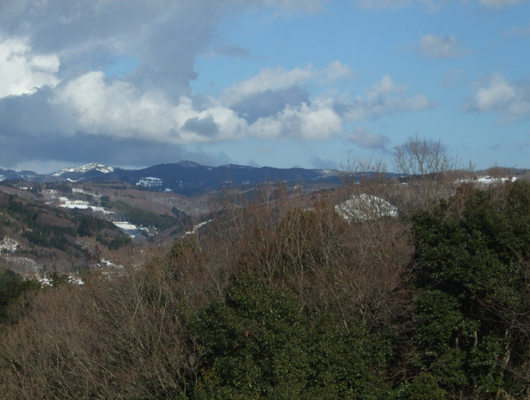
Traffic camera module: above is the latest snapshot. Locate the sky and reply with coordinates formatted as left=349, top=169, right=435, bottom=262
left=1, top=0, right=529, bottom=174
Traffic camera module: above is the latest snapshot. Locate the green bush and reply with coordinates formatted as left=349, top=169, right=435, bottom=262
left=192, top=274, right=389, bottom=399
left=410, top=181, right=530, bottom=396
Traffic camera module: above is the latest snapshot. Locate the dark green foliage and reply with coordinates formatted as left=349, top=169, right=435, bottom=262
left=99, top=195, right=110, bottom=207
left=75, top=215, right=118, bottom=236
left=95, top=230, right=132, bottom=250
left=411, top=181, right=530, bottom=397
left=45, top=272, right=72, bottom=289
left=44, top=182, right=72, bottom=194
left=192, top=274, right=389, bottom=399
left=22, top=224, right=77, bottom=250
left=1, top=193, right=131, bottom=259
left=0, top=269, right=40, bottom=323
left=5, top=194, right=76, bottom=250
left=393, top=373, right=446, bottom=400
left=109, top=200, right=178, bottom=230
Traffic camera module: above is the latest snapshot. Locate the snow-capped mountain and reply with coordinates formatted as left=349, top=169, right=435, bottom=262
left=52, top=163, right=114, bottom=177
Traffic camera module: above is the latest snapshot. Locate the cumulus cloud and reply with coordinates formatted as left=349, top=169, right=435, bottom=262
left=0, top=36, right=60, bottom=98
left=344, top=126, right=390, bottom=149
left=418, top=34, right=468, bottom=59
left=0, top=1, right=318, bottom=100
left=466, top=74, right=530, bottom=122
left=249, top=98, right=342, bottom=141
left=337, top=75, right=435, bottom=120
left=231, top=86, right=310, bottom=123
left=50, top=71, right=250, bottom=144
left=222, top=61, right=353, bottom=105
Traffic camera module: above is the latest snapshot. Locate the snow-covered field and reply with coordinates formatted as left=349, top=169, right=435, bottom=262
left=113, top=221, right=138, bottom=230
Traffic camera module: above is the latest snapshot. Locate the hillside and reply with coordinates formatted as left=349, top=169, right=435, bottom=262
left=0, top=188, right=138, bottom=278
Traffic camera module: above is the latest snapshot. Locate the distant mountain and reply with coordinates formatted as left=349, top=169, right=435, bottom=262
left=0, top=161, right=346, bottom=196
left=109, top=162, right=342, bottom=195
left=1, top=161, right=343, bottom=196
left=0, top=168, right=39, bottom=182
left=52, top=163, right=114, bottom=177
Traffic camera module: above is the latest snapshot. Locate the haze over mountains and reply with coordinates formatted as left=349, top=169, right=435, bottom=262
left=0, top=161, right=343, bottom=196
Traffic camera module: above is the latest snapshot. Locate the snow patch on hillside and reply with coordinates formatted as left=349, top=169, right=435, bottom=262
left=336, top=194, right=398, bottom=222
left=183, top=219, right=213, bottom=237
left=58, top=197, right=113, bottom=214
left=136, top=177, right=162, bottom=188
left=0, top=237, right=20, bottom=253
left=457, top=175, right=518, bottom=186
left=113, top=221, right=138, bottom=230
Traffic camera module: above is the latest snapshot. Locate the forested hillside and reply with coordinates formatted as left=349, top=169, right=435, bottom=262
left=0, top=191, right=132, bottom=276
left=1, top=147, right=530, bottom=398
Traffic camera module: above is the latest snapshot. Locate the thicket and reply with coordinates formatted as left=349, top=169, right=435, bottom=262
left=0, top=145, right=529, bottom=398
left=109, top=200, right=179, bottom=231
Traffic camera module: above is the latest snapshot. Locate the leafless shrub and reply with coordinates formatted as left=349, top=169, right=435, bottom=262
left=393, top=135, right=464, bottom=213
left=0, top=169, right=417, bottom=397
left=0, top=264, right=197, bottom=399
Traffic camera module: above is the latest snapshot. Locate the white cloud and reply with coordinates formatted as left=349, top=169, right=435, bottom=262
left=223, top=61, right=353, bottom=105
left=249, top=98, right=342, bottom=140
left=418, top=34, right=468, bottom=59
left=223, top=65, right=316, bottom=104
left=479, top=0, right=528, bottom=8
left=343, top=75, right=435, bottom=120
left=52, top=71, right=248, bottom=143
left=0, top=36, right=60, bottom=98
left=322, top=60, right=356, bottom=82
left=366, top=75, right=406, bottom=99
left=51, top=66, right=344, bottom=145
left=1, top=1, right=321, bottom=101
left=466, top=74, right=530, bottom=122
left=474, top=76, right=516, bottom=110
left=344, top=126, right=390, bottom=149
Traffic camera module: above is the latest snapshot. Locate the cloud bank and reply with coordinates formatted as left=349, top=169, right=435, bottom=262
left=0, top=0, right=435, bottom=171
left=1, top=0, right=525, bottom=172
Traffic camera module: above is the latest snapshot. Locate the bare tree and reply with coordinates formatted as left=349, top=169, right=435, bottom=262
left=393, top=135, right=462, bottom=212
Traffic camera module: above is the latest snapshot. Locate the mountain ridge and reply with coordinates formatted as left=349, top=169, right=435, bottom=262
left=1, top=161, right=343, bottom=196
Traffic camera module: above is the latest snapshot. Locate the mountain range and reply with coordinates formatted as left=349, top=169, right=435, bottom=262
left=0, top=161, right=343, bottom=196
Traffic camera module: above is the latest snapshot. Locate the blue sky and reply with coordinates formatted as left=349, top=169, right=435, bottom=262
left=0, top=0, right=529, bottom=173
